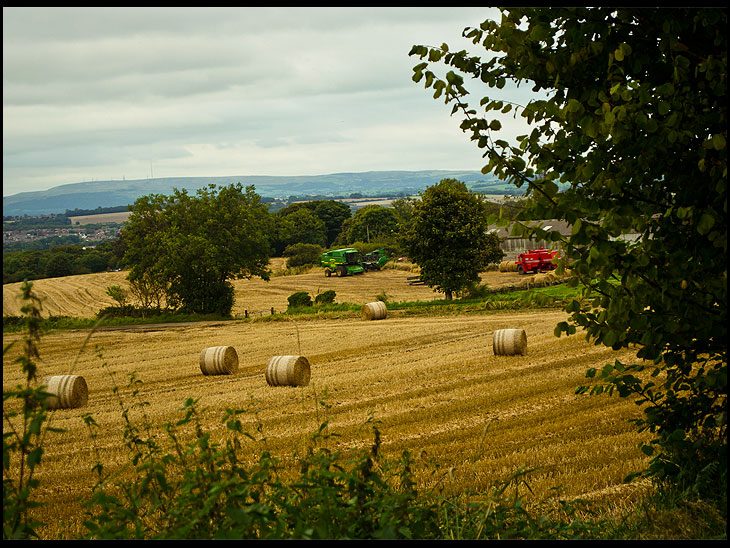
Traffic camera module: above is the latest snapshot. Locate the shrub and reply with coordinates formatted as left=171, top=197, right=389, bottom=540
left=458, top=282, right=491, bottom=300
left=283, top=243, right=323, bottom=268
left=314, top=290, right=336, bottom=305
left=3, top=282, right=50, bottom=539
left=287, top=291, right=313, bottom=309
left=105, top=285, right=128, bottom=306
left=96, top=305, right=153, bottom=319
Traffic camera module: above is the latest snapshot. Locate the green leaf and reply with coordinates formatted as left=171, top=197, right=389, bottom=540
left=712, top=133, right=726, bottom=150
left=27, top=447, right=43, bottom=468
left=697, top=212, right=715, bottom=235
left=640, top=444, right=654, bottom=456
left=566, top=99, right=582, bottom=113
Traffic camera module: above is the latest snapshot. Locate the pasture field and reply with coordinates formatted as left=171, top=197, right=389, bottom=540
left=3, top=308, right=651, bottom=539
left=68, top=211, right=132, bottom=225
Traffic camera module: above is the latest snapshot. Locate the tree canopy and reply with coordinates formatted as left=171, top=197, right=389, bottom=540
left=411, top=8, right=726, bottom=493
left=343, top=205, right=400, bottom=244
left=400, top=179, right=504, bottom=300
left=277, top=200, right=352, bottom=248
left=119, top=183, right=271, bottom=315
left=272, top=207, right=327, bottom=255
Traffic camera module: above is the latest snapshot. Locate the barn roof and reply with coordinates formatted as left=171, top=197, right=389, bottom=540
left=488, top=219, right=574, bottom=238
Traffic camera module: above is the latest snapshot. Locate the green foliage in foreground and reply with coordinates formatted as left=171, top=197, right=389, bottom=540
left=80, top=391, right=609, bottom=540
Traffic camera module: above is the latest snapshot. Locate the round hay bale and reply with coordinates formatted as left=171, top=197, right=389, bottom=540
left=362, top=301, right=387, bottom=320
left=42, top=375, right=88, bottom=409
left=265, top=355, right=311, bottom=387
left=500, top=261, right=519, bottom=272
left=199, top=346, right=239, bottom=375
left=493, top=329, right=527, bottom=356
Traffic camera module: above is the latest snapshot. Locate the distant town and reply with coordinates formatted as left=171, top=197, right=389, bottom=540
left=3, top=224, right=122, bottom=248
left=3, top=209, right=128, bottom=251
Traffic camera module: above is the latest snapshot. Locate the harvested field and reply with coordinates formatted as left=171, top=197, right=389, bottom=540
left=3, top=260, right=535, bottom=318
left=68, top=211, right=132, bottom=225
left=3, top=308, right=652, bottom=539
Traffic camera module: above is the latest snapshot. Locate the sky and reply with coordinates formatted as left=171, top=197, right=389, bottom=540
left=3, top=7, right=534, bottom=198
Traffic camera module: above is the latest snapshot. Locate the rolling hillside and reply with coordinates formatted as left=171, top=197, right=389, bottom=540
left=3, top=170, right=511, bottom=216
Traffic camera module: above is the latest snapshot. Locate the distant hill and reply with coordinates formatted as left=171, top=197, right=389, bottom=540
left=3, top=170, right=519, bottom=217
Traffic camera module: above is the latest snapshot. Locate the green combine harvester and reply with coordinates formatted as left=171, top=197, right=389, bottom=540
left=321, top=248, right=388, bottom=277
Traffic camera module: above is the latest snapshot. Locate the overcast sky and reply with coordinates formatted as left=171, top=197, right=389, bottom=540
left=3, top=7, right=534, bottom=198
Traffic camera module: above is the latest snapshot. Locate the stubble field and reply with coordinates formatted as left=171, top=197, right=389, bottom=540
left=3, top=264, right=651, bottom=538
left=2, top=260, right=531, bottom=318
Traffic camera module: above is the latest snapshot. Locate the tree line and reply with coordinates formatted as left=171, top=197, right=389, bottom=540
left=3, top=242, right=120, bottom=284
left=109, top=181, right=514, bottom=316
left=4, top=188, right=523, bottom=286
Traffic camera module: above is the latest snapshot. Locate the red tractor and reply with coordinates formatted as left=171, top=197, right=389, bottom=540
left=516, top=248, right=559, bottom=274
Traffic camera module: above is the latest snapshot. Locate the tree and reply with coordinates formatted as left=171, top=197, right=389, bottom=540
left=283, top=243, right=323, bottom=268
left=105, top=285, right=128, bottom=306
left=44, top=251, right=74, bottom=278
left=119, top=183, right=272, bottom=315
left=390, top=197, right=416, bottom=227
left=74, top=249, right=109, bottom=274
left=310, top=200, right=352, bottom=247
left=410, top=8, right=726, bottom=494
left=271, top=208, right=327, bottom=256
left=400, top=179, right=504, bottom=300
left=345, top=205, right=400, bottom=244
left=277, top=200, right=352, bottom=247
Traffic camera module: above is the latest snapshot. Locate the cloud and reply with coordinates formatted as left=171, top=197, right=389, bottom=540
left=3, top=7, right=519, bottom=197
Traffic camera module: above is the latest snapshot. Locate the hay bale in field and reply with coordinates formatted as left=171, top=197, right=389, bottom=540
left=532, top=272, right=555, bottom=286
left=362, top=301, right=387, bottom=320
left=265, top=355, right=311, bottom=387
left=199, top=346, right=239, bottom=375
left=42, top=375, right=88, bottom=409
left=493, top=329, right=527, bottom=356
left=499, top=261, right=518, bottom=272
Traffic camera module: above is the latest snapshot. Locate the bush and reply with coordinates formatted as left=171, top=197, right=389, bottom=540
left=96, top=304, right=154, bottom=319
left=314, top=290, right=336, bottom=305
left=283, top=243, right=323, bottom=268
left=458, top=282, right=491, bottom=300
left=287, top=291, right=313, bottom=309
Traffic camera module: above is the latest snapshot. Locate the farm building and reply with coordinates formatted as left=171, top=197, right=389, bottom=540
left=490, top=219, right=641, bottom=260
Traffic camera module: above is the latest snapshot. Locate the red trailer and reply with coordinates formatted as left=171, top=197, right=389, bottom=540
left=516, top=248, right=558, bottom=274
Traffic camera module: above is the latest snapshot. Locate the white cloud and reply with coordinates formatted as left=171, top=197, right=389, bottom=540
left=3, top=6, right=526, bottom=197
